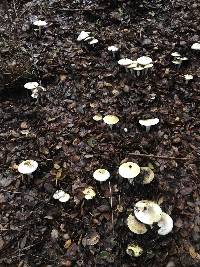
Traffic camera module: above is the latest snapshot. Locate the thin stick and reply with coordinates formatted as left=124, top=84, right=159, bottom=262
left=128, top=152, right=194, bottom=161
left=58, top=8, right=105, bottom=12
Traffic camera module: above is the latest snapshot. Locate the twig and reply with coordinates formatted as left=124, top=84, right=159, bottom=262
left=58, top=8, right=105, bottom=12
left=128, top=153, right=195, bottom=161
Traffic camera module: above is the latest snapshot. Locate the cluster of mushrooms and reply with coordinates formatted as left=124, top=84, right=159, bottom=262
left=77, top=31, right=98, bottom=45
left=24, top=82, right=46, bottom=99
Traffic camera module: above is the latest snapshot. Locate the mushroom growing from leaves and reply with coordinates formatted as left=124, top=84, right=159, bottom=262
left=24, top=82, right=46, bottom=99
left=184, top=74, right=193, bottom=84
left=127, top=214, right=147, bottom=234
left=118, top=162, right=140, bottom=179
left=18, top=160, right=38, bottom=174
left=126, top=243, right=143, bottom=257
left=33, top=20, right=47, bottom=36
left=137, top=56, right=152, bottom=66
left=157, top=212, right=173, bottom=235
left=103, top=115, right=119, bottom=129
left=118, top=58, right=135, bottom=72
left=93, top=114, right=103, bottom=121
left=93, top=169, right=110, bottom=182
left=77, top=31, right=91, bottom=41
left=83, top=186, right=96, bottom=200
left=134, top=200, right=162, bottom=225
left=140, top=167, right=155, bottom=184
left=108, top=45, right=119, bottom=58
left=139, top=118, right=159, bottom=132
left=191, top=43, right=200, bottom=50
left=171, top=52, right=188, bottom=67
left=53, top=190, right=70, bottom=203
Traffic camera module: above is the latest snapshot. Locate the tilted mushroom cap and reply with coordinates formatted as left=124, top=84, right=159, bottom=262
left=181, top=57, right=188, bottom=61
left=127, top=61, right=138, bottom=69
left=93, top=169, right=110, bottom=182
left=157, top=212, right=173, bottom=235
left=134, top=200, right=162, bottom=225
left=184, top=74, right=193, bottom=80
left=141, top=167, right=155, bottom=184
left=108, top=46, right=119, bottom=52
left=127, top=214, right=148, bottom=234
left=103, top=115, right=119, bottom=125
left=126, top=243, right=143, bottom=257
left=77, top=31, right=90, bottom=41
left=83, top=186, right=96, bottom=200
left=33, top=20, right=47, bottom=27
left=118, top=58, right=134, bottom=66
left=139, top=118, right=159, bottom=127
left=24, top=82, right=39, bottom=90
left=137, top=56, right=152, bottom=66
left=93, top=114, right=103, bottom=121
left=171, top=52, right=181, bottom=57
left=53, top=190, right=70, bottom=202
left=172, top=59, right=182, bottom=64
left=191, top=43, right=200, bottom=50
left=89, top=39, right=98, bottom=45
left=133, top=66, right=144, bottom=71
left=119, top=162, right=140, bottom=179
left=18, top=160, right=38, bottom=174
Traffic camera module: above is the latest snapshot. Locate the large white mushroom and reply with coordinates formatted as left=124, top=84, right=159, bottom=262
left=18, top=160, right=38, bottom=174
left=93, top=169, right=110, bottom=182
left=127, top=214, right=147, bottom=234
left=118, top=58, right=134, bottom=66
left=24, top=82, right=39, bottom=90
left=134, top=200, right=162, bottom=225
left=191, top=43, right=200, bottom=50
left=103, top=115, right=119, bottom=126
left=157, top=212, right=173, bottom=235
left=137, top=56, right=152, bottom=66
left=119, top=162, right=140, bottom=179
left=139, top=118, right=159, bottom=132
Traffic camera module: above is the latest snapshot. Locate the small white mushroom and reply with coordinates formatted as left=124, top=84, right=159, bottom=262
left=53, top=190, right=70, bottom=202
left=139, top=118, right=159, bottom=132
left=103, top=115, right=119, bottom=127
left=184, top=74, right=193, bottom=84
left=191, top=43, right=200, bottom=50
left=93, top=114, right=103, bottom=121
left=157, top=212, right=173, bottom=235
left=18, top=160, right=38, bottom=174
left=118, top=58, right=134, bottom=67
left=77, top=31, right=90, bottom=41
left=24, top=82, right=39, bottom=90
left=126, top=243, right=143, bottom=257
left=108, top=46, right=119, bottom=57
left=137, top=56, right=152, bottom=66
left=171, top=52, right=181, bottom=57
left=172, top=59, right=182, bottom=65
left=127, top=214, right=147, bottom=234
left=93, top=169, right=110, bottom=182
left=118, top=162, right=140, bottom=179
left=134, top=200, right=162, bottom=225
left=89, top=39, right=98, bottom=45
left=83, top=186, right=96, bottom=200
left=33, top=20, right=47, bottom=35
left=140, top=167, right=155, bottom=184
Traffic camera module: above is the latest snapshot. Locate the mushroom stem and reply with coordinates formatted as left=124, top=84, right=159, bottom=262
left=145, top=126, right=151, bottom=132
left=108, top=181, right=114, bottom=232
left=38, top=26, right=42, bottom=36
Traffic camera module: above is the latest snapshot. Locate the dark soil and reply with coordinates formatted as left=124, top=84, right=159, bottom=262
left=0, top=0, right=199, bottom=266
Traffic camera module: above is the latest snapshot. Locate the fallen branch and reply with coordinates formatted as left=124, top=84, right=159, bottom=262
left=59, top=7, right=105, bottom=12
left=128, top=153, right=195, bottom=161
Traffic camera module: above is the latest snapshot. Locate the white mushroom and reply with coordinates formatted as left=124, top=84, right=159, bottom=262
left=118, top=162, right=140, bottom=179
left=77, top=31, right=90, bottom=41
left=18, top=160, right=38, bottom=174
left=184, top=74, right=193, bottom=81
left=33, top=20, right=47, bottom=35
left=139, top=118, right=159, bottom=132
left=191, top=43, right=200, bottom=50
left=134, top=200, right=162, bottom=225
left=126, top=243, right=143, bottom=257
left=118, top=58, right=134, bottom=66
left=108, top=45, right=119, bottom=57
left=83, top=186, right=96, bottom=200
left=171, top=52, right=181, bottom=57
left=140, top=167, right=155, bottom=184
left=89, top=39, right=98, bottom=45
left=93, top=169, right=110, bottom=182
left=53, top=190, right=70, bottom=202
left=137, top=56, right=152, bottom=66
left=24, top=82, right=39, bottom=90
left=93, top=114, right=103, bottom=121
left=103, top=115, right=119, bottom=126
left=127, top=214, right=147, bottom=234
left=157, top=212, right=173, bottom=235
left=133, top=66, right=144, bottom=76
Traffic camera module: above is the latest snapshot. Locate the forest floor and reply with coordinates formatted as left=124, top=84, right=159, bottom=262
left=0, top=0, right=199, bottom=266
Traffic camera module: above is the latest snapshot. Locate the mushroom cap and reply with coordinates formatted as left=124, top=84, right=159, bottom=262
left=126, top=243, right=143, bottom=257
left=137, top=56, right=152, bottom=66
left=127, top=214, right=148, bottom=234
left=181, top=57, right=188, bottom=61
left=24, top=82, right=39, bottom=90
left=93, top=114, right=103, bottom=121
left=171, top=52, right=181, bottom=57
left=83, top=186, right=96, bottom=200
left=141, top=167, right=155, bottom=184
left=184, top=74, right=193, bottom=80
left=103, top=115, right=119, bottom=125
left=118, top=58, right=134, bottom=66
left=53, top=190, right=70, bottom=202
left=77, top=31, right=90, bottom=41
left=157, top=212, right=173, bottom=235
left=139, top=118, right=159, bottom=127
left=191, top=43, right=200, bottom=50
left=93, top=169, right=110, bottom=182
left=134, top=200, right=162, bottom=225
left=133, top=66, right=144, bottom=71
left=89, top=39, right=98, bottom=45
left=33, top=20, right=47, bottom=27
left=18, top=160, right=38, bottom=174
left=119, top=162, right=140, bottom=179
left=126, top=62, right=138, bottom=69
left=108, top=45, right=119, bottom=52
left=172, top=59, right=182, bottom=64
left=143, top=63, right=154, bottom=69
